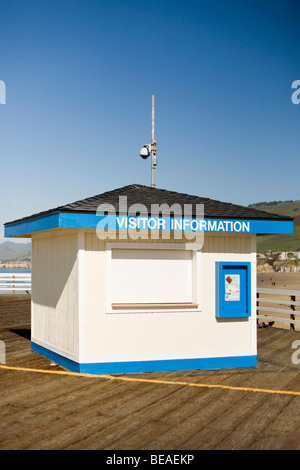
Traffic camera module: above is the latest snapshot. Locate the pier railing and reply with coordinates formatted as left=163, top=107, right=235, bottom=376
left=0, top=273, right=31, bottom=293
left=0, top=276, right=299, bottom=329
left=257, top=288, right=300, bottom=330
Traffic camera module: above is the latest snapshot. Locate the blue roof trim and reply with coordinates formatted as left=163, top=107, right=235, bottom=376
left=4, top=212, right=294, bottom=237
left=5, top=213, right=61, bottom=238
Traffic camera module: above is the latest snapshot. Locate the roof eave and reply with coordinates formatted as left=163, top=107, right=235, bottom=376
left=4, top=211, right=294, bottom=238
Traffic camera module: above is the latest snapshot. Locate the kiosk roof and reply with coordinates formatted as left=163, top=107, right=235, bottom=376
left=4, top=183, right=293, bottom=226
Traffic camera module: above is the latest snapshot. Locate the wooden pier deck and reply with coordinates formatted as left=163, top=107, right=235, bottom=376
left=1, top=294, right=300, bottom=450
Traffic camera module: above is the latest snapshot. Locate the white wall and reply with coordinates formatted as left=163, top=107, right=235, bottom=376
left=82, top=232, right=256, bottom=364
left=30, top=230, right=256, bottom=366
left=31, top=230, right=79, bottom=361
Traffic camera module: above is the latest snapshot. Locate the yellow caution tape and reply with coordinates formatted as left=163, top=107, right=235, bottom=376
left=0, top=363, right=300, bottom=397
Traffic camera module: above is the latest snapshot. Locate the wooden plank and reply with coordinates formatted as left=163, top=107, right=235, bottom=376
left=257, top=315, right=300, bottom=325
left=1, top=295, right=300, bottom=450
left=258, top=298, right=300, bottom=307
left=0, top=288, right=31, bottom=291
left=0, top=275, right=31, bottom=278
left=258, top=306, right=300, bottom=316
left=257, top=288, right=300, bottom=296
left=0, top=378, right=155, bottom=450
left=222, top=371, right=300, bottom=449
left=111, top=302, right=198, bottom=309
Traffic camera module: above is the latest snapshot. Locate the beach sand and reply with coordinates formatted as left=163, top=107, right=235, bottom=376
left=257, top=271, right=300, bottom=290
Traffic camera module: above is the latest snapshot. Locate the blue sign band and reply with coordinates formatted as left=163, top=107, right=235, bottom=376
left=4, top=212, right=294, bottom=237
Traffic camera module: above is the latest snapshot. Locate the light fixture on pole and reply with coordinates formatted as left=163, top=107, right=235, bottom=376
left=139, top=95, right=157, bottom=188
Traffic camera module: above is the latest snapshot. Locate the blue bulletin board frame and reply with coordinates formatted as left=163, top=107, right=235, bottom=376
left=216, top=262, right=251, bottom=318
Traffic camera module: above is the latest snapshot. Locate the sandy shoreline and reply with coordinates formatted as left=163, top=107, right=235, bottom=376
left=257, top=272, right=300, bottom=290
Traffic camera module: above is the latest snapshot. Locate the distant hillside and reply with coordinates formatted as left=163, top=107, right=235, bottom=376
left=248, top=199, right=300, bottom=252
left=0, top=241, right=31, bottom=261
left=248, top=200, right=300, bottom=226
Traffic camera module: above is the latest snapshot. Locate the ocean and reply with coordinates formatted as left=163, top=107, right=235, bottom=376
left=0, top=267, right=31, bottom=294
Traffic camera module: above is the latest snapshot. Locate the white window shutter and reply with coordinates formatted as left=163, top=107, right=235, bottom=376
left=111, top=249, right=193, bottom=304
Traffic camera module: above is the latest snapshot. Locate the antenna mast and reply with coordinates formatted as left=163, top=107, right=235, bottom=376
left=151, top=95, right=156, bottom=187
left=139, top=95, right=157, bottom=187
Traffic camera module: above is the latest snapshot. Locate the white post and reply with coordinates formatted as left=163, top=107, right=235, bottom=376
left=77, top=231, right=85, bottom=363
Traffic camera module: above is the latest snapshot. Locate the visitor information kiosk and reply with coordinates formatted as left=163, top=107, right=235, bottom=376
left=4, top=184, right=293, bottom=374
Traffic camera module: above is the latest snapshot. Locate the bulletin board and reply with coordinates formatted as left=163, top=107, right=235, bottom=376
left=215, top=262, right=251, bottom=318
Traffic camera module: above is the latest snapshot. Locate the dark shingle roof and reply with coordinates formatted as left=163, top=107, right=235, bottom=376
left=5, top=184, right=293, bottom=226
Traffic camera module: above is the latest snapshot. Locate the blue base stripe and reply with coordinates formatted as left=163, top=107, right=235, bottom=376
left=32, top=343, right=81, bottom=373
left=32, top=342, right=257, bottom=375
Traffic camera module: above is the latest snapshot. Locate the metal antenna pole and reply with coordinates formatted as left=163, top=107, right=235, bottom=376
left=139, top=95, right=157, bottom=186
left=151, top=95, right=155, bottom=187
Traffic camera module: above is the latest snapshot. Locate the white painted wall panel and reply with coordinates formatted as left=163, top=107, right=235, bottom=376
left=82, top=233, right=256, bottom=364
left=111, top=249, right=193, bottom=304
left=31, top=232, right=78, bottom=359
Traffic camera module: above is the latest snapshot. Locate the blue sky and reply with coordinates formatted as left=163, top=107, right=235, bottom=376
left=1, top=0, right=299, bottom=243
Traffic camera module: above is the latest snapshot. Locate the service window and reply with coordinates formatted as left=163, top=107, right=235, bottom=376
left=106, top=244, right=200, bottom=312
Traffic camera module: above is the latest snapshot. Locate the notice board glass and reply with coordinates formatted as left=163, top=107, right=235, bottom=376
left=215, top=262, right=251, bottom=318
